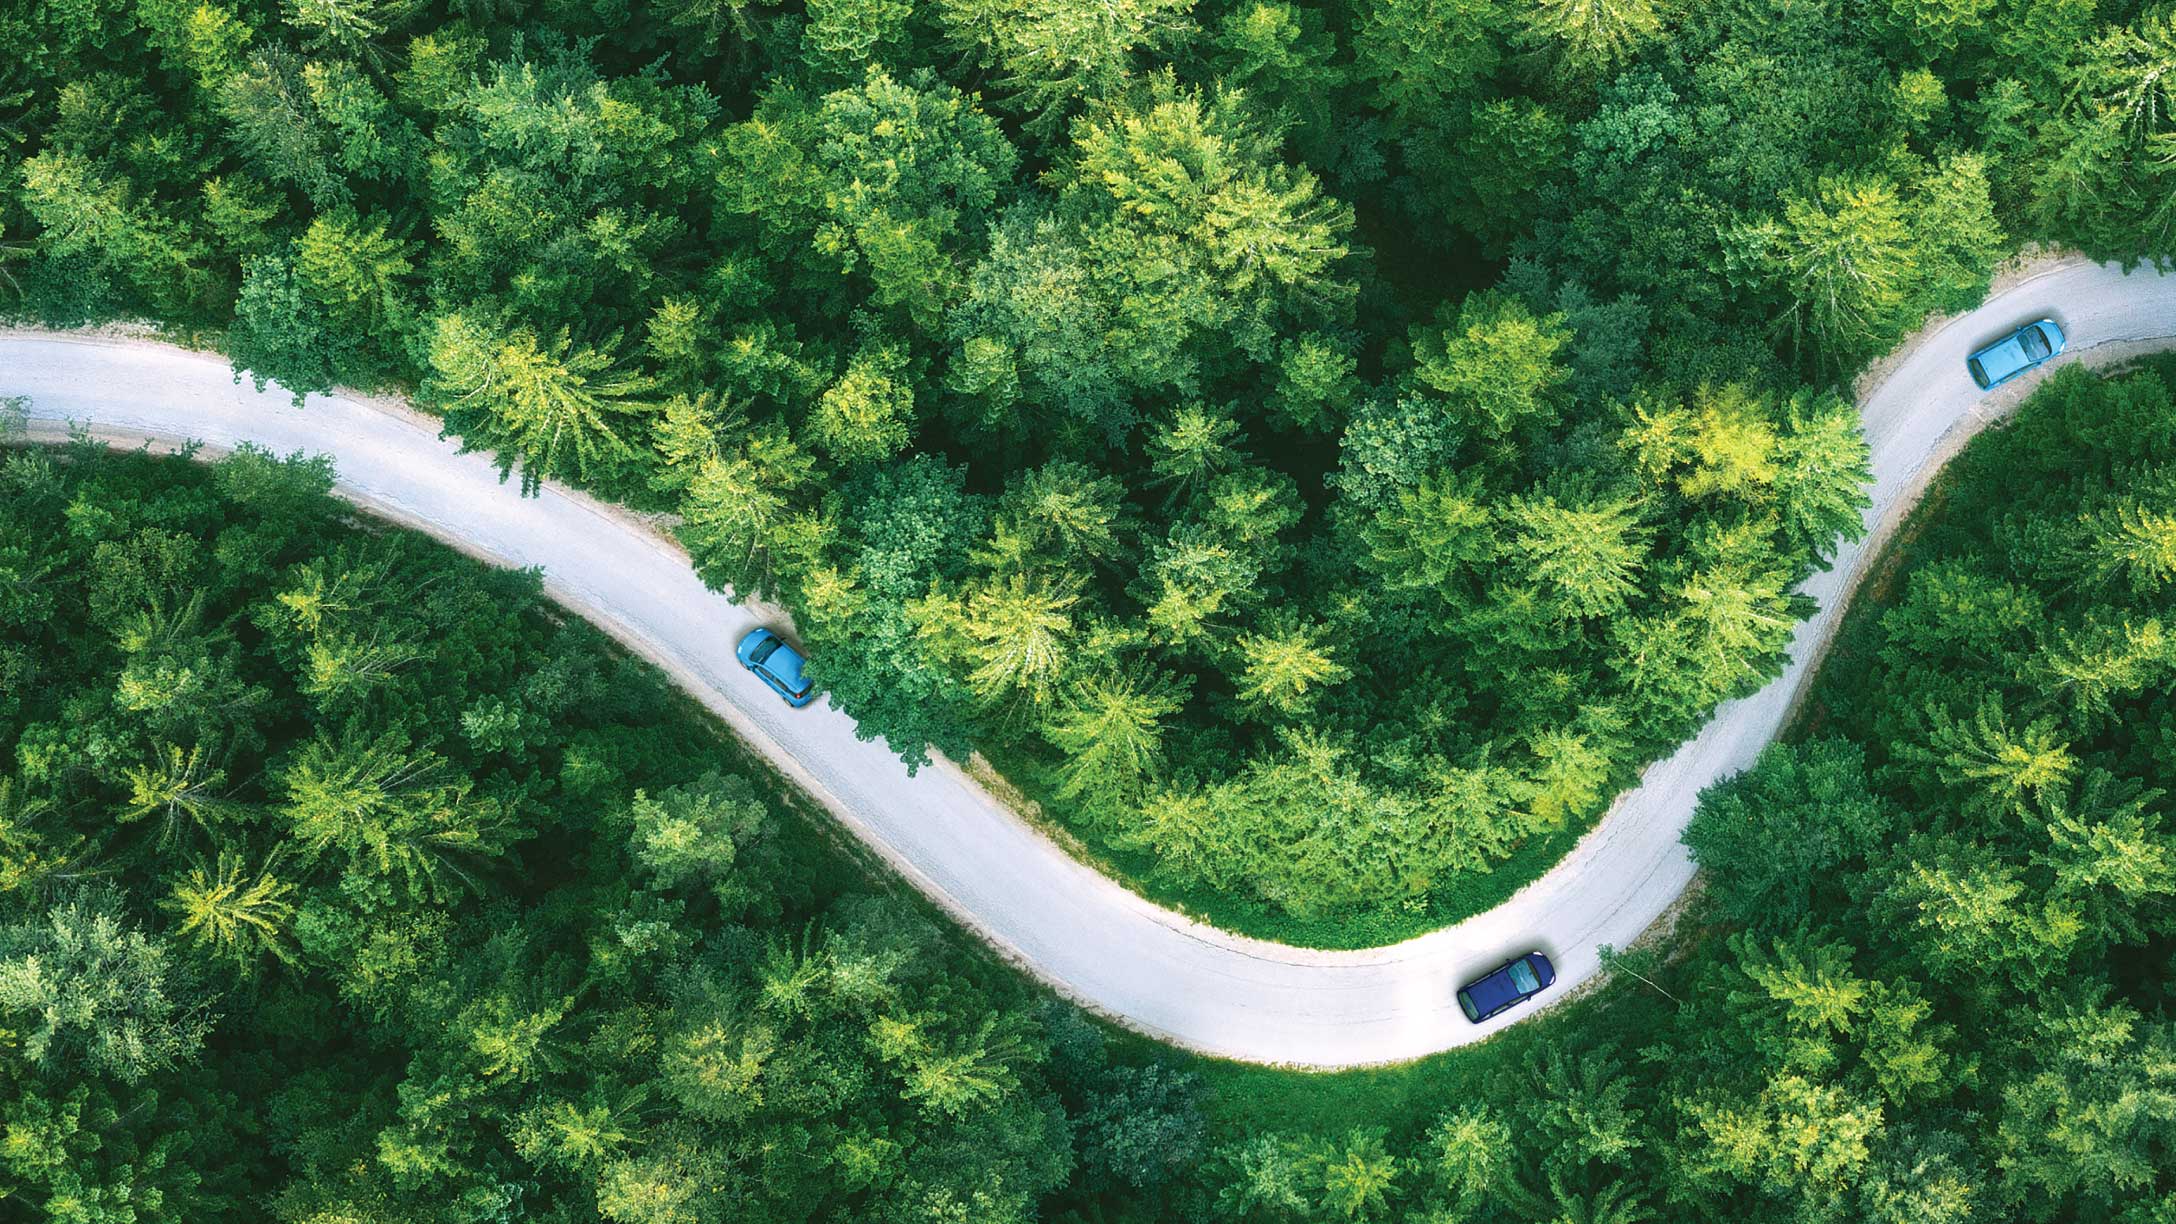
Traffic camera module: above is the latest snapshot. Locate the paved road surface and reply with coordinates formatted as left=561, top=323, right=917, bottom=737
left=5, top=256, right=2173, bottom=1067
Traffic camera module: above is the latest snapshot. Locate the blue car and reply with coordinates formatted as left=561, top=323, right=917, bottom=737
left=1456, top=952, right=1556, bottom=1023
left=1968, top=319, right=2065, bottom=391
left=736, top=628, right=816, bottom=707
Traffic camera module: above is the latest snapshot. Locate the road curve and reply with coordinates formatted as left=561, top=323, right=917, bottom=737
left=5, top=257, right=2174, bottom=1067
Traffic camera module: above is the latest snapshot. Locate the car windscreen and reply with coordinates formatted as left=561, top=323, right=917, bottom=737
left=1508, top=960, right=1540, bottom=993
left=2020, top=327, right=2050, bottom=361
left=748, top=638, right=781, bottom=665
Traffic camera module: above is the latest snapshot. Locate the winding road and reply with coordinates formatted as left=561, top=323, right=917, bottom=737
left=5, top=256, right=2174, bottom=1068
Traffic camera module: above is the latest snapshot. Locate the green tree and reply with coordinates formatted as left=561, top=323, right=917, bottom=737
left=1041, top=666, right=1188, bottom=814
left=0, top=893, right=210, bottom=1083
left=2075, top=498, right=2176, bottom=594
left=1409, top=293, right=1573, bottom=439
left=294, top=208, right=414, bottom=345
left=1502, top=491, right=1649, bottom=620
left=1056, top=74, right=1356, bottom=363
left=1232, top=618, right=1351, bottom=716
left=1682, top=1073, right=1884, bottom=1214
left=277, top=729, right=512, bottom=901
left=424, top=313, right=658, bottom=495
left=954, top=570, right=1083, bottom=708
left=1994, top=1002, right=2176, bottom=1215
left=1354, top=0, right=1502, bottom=128
left=810, top=342, right=916, bottom=466
left=676, top=424, right=819, bottom=597
left=1423, top=1105, right=1512, bottom=1214
left=1311, top=1128, right=1402, bottom=1221
left=1684, top=739, right=1893, bottom=929
left=1880, top=0, right=1993, bottom=58
left=1521, top=0, right=1663, bottom=75
left=164, top=850, right=300, bottom=974
left=625, top=771, right=775, bottom=913
left=1873, top=834, right=2083, bottom=993
left=16, top=148, right=207, bottom=315
left=933, top=0, right=1195, bottom=135
left=1359, top=472, right=1497, bottom=596
left=1751, top=174, right=1914, bottom=368
left=719, top=68, right=1018, bottom=327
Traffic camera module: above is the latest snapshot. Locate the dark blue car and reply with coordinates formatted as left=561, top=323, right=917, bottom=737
left=736, top=627, right=816, bottom=707
left=1457, top=952, right=1556, bottom=1023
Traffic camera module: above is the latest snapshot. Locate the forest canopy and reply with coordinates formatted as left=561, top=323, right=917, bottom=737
left=1139, top=359, right=2176, bottom=1224
left=0, top=437, right=1209, bottom=1223
left=3, top=344, right=2171, bottom=1224
left=3, top=0, right=2173, bottom=940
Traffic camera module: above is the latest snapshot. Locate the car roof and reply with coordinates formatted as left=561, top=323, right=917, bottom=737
left=1461, top=963, right=1524, bottom=1015
left=1973, top=334, right=2032, bottom=383
left=763, top=639, right=810, bottom=691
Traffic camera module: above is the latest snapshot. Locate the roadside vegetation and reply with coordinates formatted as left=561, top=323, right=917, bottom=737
left=1148, top=356, right=2176, bottom=1223
left=6, top=354, right=2171, bottom=1223
left=0, top=435, right=1222, bottom=1223
left=10, top=0, right=2173, bottom=939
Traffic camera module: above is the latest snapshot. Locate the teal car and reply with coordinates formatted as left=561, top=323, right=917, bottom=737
left=1968, top=319, right=2065, bottom=391
left=736, top=627, right=816, bottom=707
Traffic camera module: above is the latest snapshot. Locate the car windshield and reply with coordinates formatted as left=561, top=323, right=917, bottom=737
left=748, top=638, right=781, bottom=665
left=2020, top=327, right=2050, bottom=361
left=1508, top=960, right=1540, bottom=993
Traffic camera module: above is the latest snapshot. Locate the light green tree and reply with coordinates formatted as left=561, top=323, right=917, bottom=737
left=1522, top=0, right=1663, bottom=74
left=2077, top=499, right=2176, bottom=594
left=1409, top=293, right=1573, bottom=439
left=278, top=729, right=511, bottom=901
left=1763, top=175, right=1915, bottom=367
left=165, top=849, right=300, bottom=974
left=1042, top=667, right=1188, bottom=812
left=676, top=424, right=818, bottom=597
left=955, top=571, right=1083, bottom=707
left=0, top=893, right=211, bottom=1083
left=425, top=314, right=658, bottom=495
left=1503, top=491, right=1648, bottom=620
left=810, top=343, right=915, bottom=466
left=934, top=0, right=1195, bottom=134
left=1233, top=618, right=1351, bottom=716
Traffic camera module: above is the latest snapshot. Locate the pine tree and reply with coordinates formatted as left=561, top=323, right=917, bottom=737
left=2077, top=499, right=2176, bottom=594
left=1523, top=0, right=1662, bottom=74
left=1410, top=292, right=1573, bottom=439
left=1502, top=491, right=1649, bottom=620
left=1312, top=1128, right=1402, bottom=1221
left=165, top=849, right=300, bottom=974
left=118, top=743, right=240, bottom=841
left=676, top=424, right=817, bottom=597
left=425, top=313, right=657, bottom=495
left=1042, top=667, right=1187, bottom=812
left=809, top=343, right=915, bottom=466
left=1232, top=618, right=1351, bottom=716
left=957, top=570, right=1083, bottom=707
left=277, top=729, right=510, bottom=901
left=1910, top=696, right=2076, bottom=814
left=1764, top=175, right=1915, bottom=368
